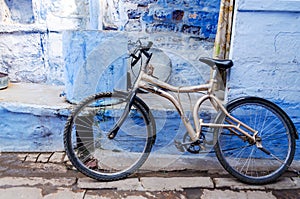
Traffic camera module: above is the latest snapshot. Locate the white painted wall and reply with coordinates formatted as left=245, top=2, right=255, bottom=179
left=0, top=0, right=89, bottom=85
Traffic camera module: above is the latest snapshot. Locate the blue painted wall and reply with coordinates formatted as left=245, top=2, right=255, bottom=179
left=0, top=104, right=68, bottom=151
left=229, top=0, right=300, bottom=155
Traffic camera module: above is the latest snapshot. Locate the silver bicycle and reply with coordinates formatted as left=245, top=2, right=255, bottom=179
left=64, top=41, right=298, bottom=184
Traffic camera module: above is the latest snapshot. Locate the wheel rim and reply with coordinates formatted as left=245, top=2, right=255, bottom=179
left=65, top=93, right=152, bottom=179
left=217, top=101, right=293, bottom=180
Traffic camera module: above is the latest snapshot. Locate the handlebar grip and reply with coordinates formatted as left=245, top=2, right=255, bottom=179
left=145, top=41, right=153, bottom=50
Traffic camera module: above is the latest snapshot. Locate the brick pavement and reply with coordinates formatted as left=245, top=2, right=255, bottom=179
left=0, top=152, right=299, bottom=199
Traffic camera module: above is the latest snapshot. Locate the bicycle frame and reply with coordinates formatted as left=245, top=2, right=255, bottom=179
left=135, top=68, right=258, bottom=144
left=132, top=48, right=258, bottom=143
left=110, top=45, right=259, bottom=146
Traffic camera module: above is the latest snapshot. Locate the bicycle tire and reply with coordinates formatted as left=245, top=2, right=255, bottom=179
left=64, top=92, right=156, bottom=181
left=214, top=97, right=296, bottom=184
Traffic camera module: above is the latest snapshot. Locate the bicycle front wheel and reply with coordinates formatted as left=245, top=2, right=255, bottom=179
left=64, top=92, right=156, bottom=181
left=215, top=97, right=296, bottom=184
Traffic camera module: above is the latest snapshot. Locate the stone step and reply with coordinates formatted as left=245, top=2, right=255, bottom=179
left=0, top=82, right=70, bottom=151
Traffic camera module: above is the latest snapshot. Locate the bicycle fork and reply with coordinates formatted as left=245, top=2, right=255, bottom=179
left=107, top=90, right=138, bottom=139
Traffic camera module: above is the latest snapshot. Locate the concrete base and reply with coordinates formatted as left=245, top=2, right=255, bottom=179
left=0, top=82, right=299, bottom=167
left=0, top=83, right=71, bottom=151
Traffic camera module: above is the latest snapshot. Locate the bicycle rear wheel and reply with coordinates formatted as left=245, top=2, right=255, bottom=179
left=64, top=92, right=156, bottom=181
left=215, top=97, right=296, bottom=184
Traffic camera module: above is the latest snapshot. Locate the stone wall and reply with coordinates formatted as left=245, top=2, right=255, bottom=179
left=0, top=0, right=220, bottom=88
left=63, top=0, right=220, bottom=102
left=0, top=0, right=89, bottom=85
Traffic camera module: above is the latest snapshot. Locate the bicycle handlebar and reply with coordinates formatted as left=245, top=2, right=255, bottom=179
left=130, top=41, right=153, bottom=67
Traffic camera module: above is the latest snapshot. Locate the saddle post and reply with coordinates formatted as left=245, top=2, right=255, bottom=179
left=208, top=67, right=219, bottom=94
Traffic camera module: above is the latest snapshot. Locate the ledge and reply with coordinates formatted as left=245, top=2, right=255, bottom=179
left=0, top=82, right=71, bottom=116
left=0, top=24, right=50, bottom=33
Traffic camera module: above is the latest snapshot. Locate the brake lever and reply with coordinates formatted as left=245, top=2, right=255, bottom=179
left=130, top=53, right=139, bottom=60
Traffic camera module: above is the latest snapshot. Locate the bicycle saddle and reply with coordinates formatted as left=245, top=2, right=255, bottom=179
left=199, top=57, right=233, bottom=70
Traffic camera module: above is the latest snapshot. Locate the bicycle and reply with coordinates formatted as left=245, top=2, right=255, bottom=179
left=64, top=41, right=298, bottom=184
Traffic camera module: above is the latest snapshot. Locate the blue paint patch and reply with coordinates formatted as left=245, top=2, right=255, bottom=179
left=128, top=10, right=142, bottom=19
left=63, top=31, right=128, bottom=103
left=5, top=0, right=35, bottom=24
left=141, top=0, right=220, bottom=38
left=39, top=33, right=46, bottom=56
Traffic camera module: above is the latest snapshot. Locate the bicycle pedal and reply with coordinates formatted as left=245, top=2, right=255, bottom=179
left=174, top=140, right=185, bottom=152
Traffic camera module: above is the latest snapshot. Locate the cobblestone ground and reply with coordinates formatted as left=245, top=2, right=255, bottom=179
left=0, top=152, right=299, bottom=199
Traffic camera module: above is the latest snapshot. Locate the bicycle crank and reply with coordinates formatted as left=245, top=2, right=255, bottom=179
left=174, top=140, right=204, bottom=153
left=174, top=132, right=207, bottom=154
left=187, top=140, right=206, bottom=154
